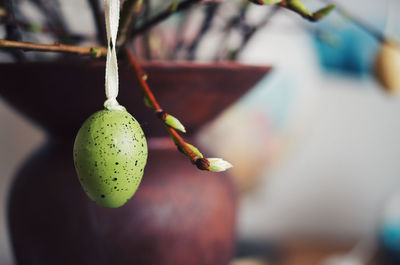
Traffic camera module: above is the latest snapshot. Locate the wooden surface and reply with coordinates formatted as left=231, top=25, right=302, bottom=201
left=280, top=240, right=377, bottom=265
left=232, top=240, right=379, bottom=265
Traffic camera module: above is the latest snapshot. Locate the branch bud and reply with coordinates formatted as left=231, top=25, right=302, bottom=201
left=312, top=4, right=335, bottom=20
left=90, top=47, right=102, bottom=58
left=28, top=24, right=42, bottom=33
left=169, top=1, right=179, bottom=12
left=0, top=8, right=7, bottom=17
left=135, top=0, right=144, bottom=13
left=288, top=0, right=312, bottom=16
left=207, top=158, right=233, bottom=172
left=143, top=96, right=153, bottom=109
left=186, top=143, right=203, bottom=158
left=164, top=114, right=186, bottom=133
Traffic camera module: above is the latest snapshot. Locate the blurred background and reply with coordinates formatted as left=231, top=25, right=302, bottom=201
left=1, top=0, right=400, bottom=265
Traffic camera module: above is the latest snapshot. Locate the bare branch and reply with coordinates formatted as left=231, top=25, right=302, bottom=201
left=87, top=0, right=107, bottom=45
left=0, top=39, right=107, bottom=57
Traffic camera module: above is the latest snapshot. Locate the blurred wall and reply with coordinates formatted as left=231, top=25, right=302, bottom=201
left=237, top=75, right=400, bottom=241
left=233, top=0, right=400, bottom=242
left=0, top=98, right=44, bottom=265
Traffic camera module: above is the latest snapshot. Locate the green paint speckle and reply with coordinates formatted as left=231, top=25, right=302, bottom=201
left=73, top=109, right=148, bottom=208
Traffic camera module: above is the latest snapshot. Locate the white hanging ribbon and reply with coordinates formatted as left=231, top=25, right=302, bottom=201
left=104, top=0, right=124, bottom=111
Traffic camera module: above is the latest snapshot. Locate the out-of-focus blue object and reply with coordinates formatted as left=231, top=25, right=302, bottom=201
left=379, top=191, right=400, bottom=265
left=381, top=222, right=400, bottom=252
left=380, top=222, right=400, bottom=265
left=312, top=16, right=380, bottom=76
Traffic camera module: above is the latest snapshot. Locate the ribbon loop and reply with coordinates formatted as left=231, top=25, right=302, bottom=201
left=104, top=0, right=122, bottom=110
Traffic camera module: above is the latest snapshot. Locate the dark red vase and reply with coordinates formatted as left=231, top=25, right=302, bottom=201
left=0, top=61, right=270, bottom=265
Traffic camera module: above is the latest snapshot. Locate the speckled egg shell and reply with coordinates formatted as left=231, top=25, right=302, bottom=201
left=73, top=109, right=148, bottom=208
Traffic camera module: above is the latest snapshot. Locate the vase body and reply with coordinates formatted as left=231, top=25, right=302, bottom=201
left=0, top=61, right=270, bottom=265
left=8, top=140, right=236, bottom=265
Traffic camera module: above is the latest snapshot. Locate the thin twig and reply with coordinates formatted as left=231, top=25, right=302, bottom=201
left=142, top=0, right=152, bottom=60
left=231, top=5, right=279, bottom=60
left=0, top=17, right=85, bottom=40
left=0, top=39, right=107, bottom=57
left=187, top=2, right=219, bottom=61
left=278, top=1, right=316, bottom=21
left=215, top=0, right=249, bottom=61
left=124, top=47, right=211, bottom=170
left=1, top=0, right=25, bottom=60
left=88, top=0, right=107, bottom=45
left=29, top=0, right=70, bottom=40
left=321, top=0, right=386, bottom=43
left=251, top=0, right=333, bottom=22
left=131, top=0, right=202, bottom=37
left=171, top=9, right=191, bottom=59
left=117, top=0, right=142, bottom=49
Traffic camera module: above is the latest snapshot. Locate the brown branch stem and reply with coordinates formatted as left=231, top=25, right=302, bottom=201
left=125, top=47, right=161, bottom=111
left=0, top=39, right=107, bottom=57
left=125, top=47, right=208, bottom=169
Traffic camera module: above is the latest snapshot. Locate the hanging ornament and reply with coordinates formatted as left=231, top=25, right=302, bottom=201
left=375, top=41, right=400, bottom=94
left=73, top=0, right=147, bottom=208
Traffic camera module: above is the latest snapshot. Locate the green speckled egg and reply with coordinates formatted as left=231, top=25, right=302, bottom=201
left=73, top=109, right=148, bottom=208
